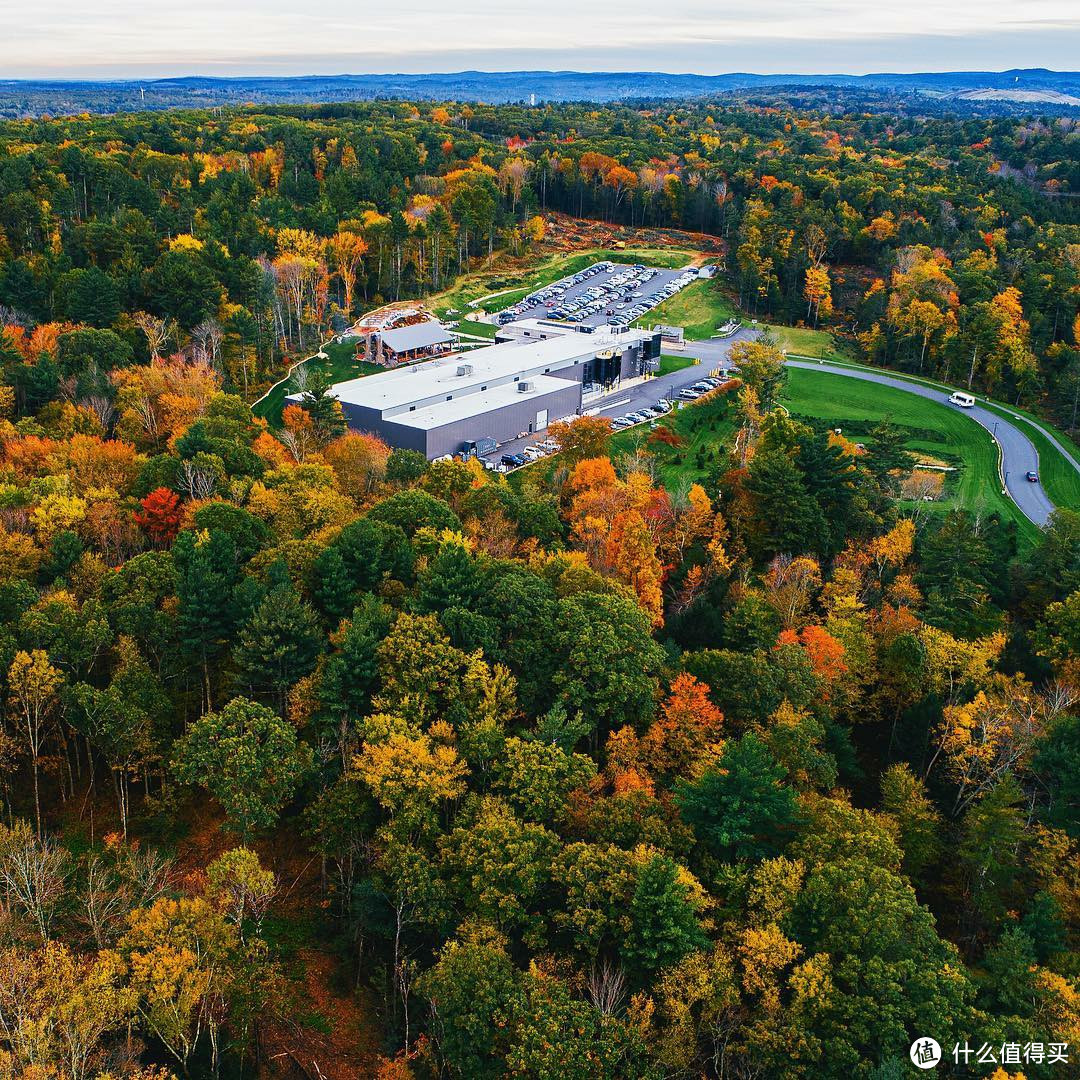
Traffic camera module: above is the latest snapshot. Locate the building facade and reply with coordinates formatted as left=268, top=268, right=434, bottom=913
left=309, top=324, right=661, bottom=458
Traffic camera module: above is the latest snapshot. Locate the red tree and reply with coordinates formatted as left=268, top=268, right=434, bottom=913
left=133, top=487, right=183, bottom=546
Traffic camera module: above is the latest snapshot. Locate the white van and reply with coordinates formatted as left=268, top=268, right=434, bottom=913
left=949, top=391, right=975, bottom=408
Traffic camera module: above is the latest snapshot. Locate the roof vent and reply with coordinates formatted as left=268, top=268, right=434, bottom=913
left=518, top=380, right=534, bottom=393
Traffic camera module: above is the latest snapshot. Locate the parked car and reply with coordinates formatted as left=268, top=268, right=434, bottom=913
left=501, top=453, right=526, bottom=468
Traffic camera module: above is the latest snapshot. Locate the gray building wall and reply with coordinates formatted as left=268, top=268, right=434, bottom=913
left=336, top=330, right=660, bottom=457
left=340, top=383, right=582, bottom=458
left=424, top=381, right=582, bottom=458
left=339, top=402, right=428, bottom=454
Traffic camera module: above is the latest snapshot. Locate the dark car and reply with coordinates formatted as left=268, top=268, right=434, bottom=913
left=1026, top=470, right=1039, bottom=483
left=501, top=454, right=526, bottom=468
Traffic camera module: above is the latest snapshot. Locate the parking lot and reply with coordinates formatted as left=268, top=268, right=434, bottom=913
left=498, top=261, right=696, bottom=330
left=492, top=327, right=755, bottom=468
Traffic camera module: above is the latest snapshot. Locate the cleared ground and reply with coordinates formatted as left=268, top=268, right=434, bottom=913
left=430, top=246, right=699, bottom=323
left=762, top=323, right=855, bottom=362
left=633, top=279, right=737, bottom=340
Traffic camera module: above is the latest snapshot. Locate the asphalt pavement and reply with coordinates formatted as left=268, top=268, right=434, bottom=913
left=496, top=329, right=753, bottom=461
left=499, top=333, right=1067, bottom=531
left=780, top=359, right=1057, bottom=528
left=508, top=263, right=689, bottom=329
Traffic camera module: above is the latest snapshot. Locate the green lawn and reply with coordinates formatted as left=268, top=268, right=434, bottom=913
left=456, top=318, right=498, bottom=339
left=253, top=340, right=380, bottom=425
left=609, top=392, right=736, bottom=490
left=657, top=354, right=699, bottom=377
left=782, top=367, right=1037, bottom=543
left=790, top=359, right=1080, bottom=517
left=633, top=279, right=737, bottom=341
left=763, top=324, right=855, bottom=362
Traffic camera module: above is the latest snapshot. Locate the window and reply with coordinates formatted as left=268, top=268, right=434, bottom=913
left=409, top=406, right=416, bottom=412
left=446, top=395, right=453, bottom=401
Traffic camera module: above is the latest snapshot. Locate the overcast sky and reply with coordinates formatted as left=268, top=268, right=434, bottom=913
left=4, top=0, right=1079, bottom=79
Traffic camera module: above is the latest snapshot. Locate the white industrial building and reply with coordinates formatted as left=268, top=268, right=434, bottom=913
left=317, top=324, right=661, bottom=458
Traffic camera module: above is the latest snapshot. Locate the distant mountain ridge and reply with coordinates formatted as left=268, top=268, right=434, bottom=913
left=2, top=68, right=1080, bottom=117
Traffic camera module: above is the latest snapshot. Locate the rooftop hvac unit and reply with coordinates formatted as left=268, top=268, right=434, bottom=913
left=456, top=364, right=474, bottom=376
left=518, top=380, right=534, bottom=393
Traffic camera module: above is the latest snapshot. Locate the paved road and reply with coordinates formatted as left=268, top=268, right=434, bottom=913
left=502, top=338, right=1062, bottom=530
left=496, top=329, right=753, bottom=461
left=777, top=359, right=1056, bottom=528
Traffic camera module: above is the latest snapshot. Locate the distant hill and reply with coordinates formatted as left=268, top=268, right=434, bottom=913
left=2, top=68, right=1080, bottom=117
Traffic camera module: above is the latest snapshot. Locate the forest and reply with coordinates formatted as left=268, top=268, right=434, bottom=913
left=0, top=94, right=1079, bottom=1079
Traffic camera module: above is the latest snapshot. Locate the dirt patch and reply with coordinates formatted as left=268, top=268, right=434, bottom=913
left=536, top=211, right=725, bottom=262
left=260, top=950, right=382, bottom=1080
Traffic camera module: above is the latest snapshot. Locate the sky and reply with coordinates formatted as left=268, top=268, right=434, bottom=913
left=3, top=0, right=1079, bottom=80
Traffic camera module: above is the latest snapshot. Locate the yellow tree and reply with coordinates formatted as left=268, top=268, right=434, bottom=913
left=6, top=651, right=64, bottom=838
left=119, top=896, right=237, bottom=1074
left=764, top=555, right=822, bottom=628
left=932, top=675, right=1050, bottom=811
left=803, top=266, right=832, bottom=328
left=0, top=942, right=134, bottom=1080
left=353, top=733, right=467, bottom=828
left=325, top=230, right=369, bottom=317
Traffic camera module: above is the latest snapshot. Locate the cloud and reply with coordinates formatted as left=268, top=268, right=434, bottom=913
left=4, top=0, right=1078, bottom=79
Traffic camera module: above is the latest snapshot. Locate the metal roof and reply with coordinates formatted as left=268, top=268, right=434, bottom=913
left=394, top=374, right=579, bottom=430
left=331, top=327, right=650, bottom=417
left=380, top=319, right=452, bottom=353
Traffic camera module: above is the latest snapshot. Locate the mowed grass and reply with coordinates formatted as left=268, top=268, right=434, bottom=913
left=763, top=324, right=855, bottom=362
left=782, top=367, right=1037, bottom=542
left=609, top=391, right=736, bottom=491
left=253, top=340, right=381, bottom=425
left=794, top=360, right=1080, bottom=516
left=456, top=318, right=498, bottom=338
left=634, top=280, right=737, bottom=341
left=656, top=354, right=699, bottom=377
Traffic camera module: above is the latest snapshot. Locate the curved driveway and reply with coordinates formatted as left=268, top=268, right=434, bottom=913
left=784, top=359, right=1056, bottom=527
left=677, top=336, right=1060, bottom=528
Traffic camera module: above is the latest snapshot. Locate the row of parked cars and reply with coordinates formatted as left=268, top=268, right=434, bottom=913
left=497, top=262, right=700, bottom=328
left=610, top=399, right=672, bottom=430
left=497, top=437, right=560, bottom=470
left=677, top=375, right=725, bottom=401
left=609, top=268, right=698, bottom=328
left=497, top=262, right=618, bottom=325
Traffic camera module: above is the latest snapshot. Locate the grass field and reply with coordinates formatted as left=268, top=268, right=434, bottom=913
left=634, top=280, right=737, bottom=341
left=793, top=359, right=1080, bottom=517
left=609, top=392, right=736, bottom=490
left=763, top=324, right=855, bottom=362
left=455, top=318, right=498, bottom=338
left=253, top=340, right=380, bottom=425
left=657, top=354, right=699, bottom=377
left=782, top=367, right=1037, bottom=542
